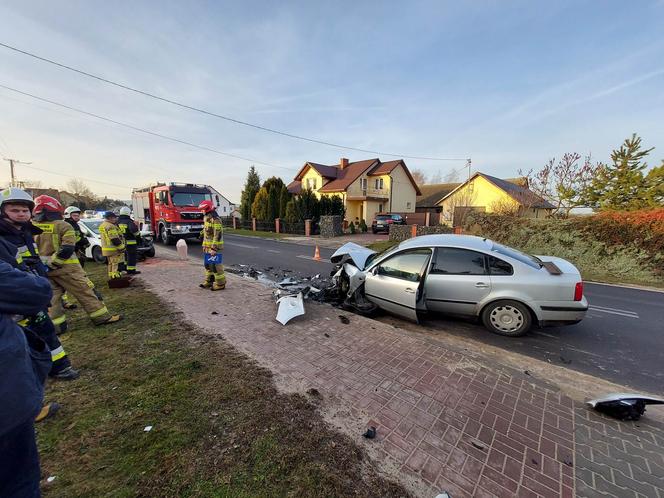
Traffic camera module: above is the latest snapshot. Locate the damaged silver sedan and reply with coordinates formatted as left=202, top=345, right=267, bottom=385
left=331, top=234, right=588, bottom=337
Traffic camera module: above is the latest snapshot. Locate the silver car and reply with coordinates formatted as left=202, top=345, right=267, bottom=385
left=331, top=234, right=588, bottom=337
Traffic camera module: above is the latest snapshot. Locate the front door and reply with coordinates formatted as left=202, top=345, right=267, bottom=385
left=364, top=249, right=432, bottom=321
left=423, top=247, right=491, bottom=316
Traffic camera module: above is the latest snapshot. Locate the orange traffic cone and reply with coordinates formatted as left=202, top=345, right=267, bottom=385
left=313, top=245, right=321, bottom=261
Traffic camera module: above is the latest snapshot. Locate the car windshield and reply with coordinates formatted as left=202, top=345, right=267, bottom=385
left=171, top=191, right=211, bottom=207
left=375, top=215, right=390, bottom=221
left=80, top=220, right=103, bottom=234
left=490, top=241, right=542, bottom=269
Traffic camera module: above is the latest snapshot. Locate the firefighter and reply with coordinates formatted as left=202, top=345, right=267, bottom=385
left=117, top=206, right=141, bottom=275
left=32, top=195, right=122, bottom=332
left=0, top=188, right=79, bottom=380
left=99, top=211, right=126, bottom=281
left=198, top=199, right=225, bottom=290
left=61, top=205, right=91, bottom=309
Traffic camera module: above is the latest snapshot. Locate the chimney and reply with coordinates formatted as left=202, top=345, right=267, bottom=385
left=339, top=157, right=349, bottom=170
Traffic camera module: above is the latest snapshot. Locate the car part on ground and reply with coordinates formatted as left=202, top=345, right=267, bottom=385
left=275, top=292, right=305, bottom=325
left=587, top=393, right=664, bottom=421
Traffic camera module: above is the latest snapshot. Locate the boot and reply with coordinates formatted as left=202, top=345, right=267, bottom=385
left=97, top=314, right=123, bottom=325
left=35, top=402, right=61, bottom=423
left=50, top=366, right=80, bottom=381
left=127, top=270, right=142, bottom=275
left=211, top=282, right=226, bottom=291
left=199, top=281, right=212, bottom=288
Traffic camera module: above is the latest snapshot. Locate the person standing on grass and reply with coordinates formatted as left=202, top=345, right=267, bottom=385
left=0, top=240, right=53, bottom=498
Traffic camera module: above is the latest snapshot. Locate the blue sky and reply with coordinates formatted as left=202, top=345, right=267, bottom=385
left=1, top=0, right=663, bottom=201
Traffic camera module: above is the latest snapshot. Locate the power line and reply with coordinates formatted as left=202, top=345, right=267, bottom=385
left=0, top=41, right=468, bottom=162
left=16, top=162, right=130, bottom=190
left=0, top=83, right=294, bottom=172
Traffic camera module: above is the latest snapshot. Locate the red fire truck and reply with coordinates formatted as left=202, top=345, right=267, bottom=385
left=132, top=182, right=222, bottom=245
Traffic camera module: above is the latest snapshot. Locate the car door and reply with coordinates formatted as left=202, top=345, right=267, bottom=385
left=364, top=248, right=432, bottom=321
left=423, top=247, right=491, bottom=316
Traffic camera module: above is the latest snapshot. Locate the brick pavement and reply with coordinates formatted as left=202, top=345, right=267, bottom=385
left=138, top=252, right=664, bottom=497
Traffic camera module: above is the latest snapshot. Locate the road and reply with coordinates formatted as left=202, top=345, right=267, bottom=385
left=160, top=234, right=664, bottom=394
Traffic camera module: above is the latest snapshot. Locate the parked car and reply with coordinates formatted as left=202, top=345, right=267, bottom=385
left=79, top=219, right=155, bottom=263
left=371, top=213, right=406, bottom=234
left=330, top=234, right=587, bottom=337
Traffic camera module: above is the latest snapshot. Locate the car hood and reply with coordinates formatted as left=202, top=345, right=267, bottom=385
left=330, top=242, right=377, bottom=270
left=535, top=255, right=581, bottom=275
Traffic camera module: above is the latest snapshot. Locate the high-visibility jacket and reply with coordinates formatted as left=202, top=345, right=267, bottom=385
left=99, top=221, right=125, bottom=256
left=202, top=213, right=223, bottom=251
left=118, top=215, right=140, bottom=246
left=33, top=219, right=80, bottom=266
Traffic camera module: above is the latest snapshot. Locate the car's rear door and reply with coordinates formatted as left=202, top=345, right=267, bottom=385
left=364, top=249, right=432, bottom=321
left=423, top=247, right=491, bottom=315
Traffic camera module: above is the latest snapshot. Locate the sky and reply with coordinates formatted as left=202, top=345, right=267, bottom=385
left=1, top=0, right=663, bottom=202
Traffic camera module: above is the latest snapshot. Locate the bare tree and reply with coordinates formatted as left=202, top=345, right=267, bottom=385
left=410, top=168, right=427, bottom=186
left=441, top=185, right=478, bottom=226
left=519, top=153, right=602, bottom=218
left=66, top=179, right=96, bottom=199
left=442, top=169, right=461, bottom=183
left=428, top=170, right=442, bottom=184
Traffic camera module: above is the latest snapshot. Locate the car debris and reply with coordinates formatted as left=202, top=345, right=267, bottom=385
left=338, top=315, right=350, bottom=324
left=363, top=426, right=377, bottom=439
left=144, top=425, right=153, bottom=432
left=587, top=393, right=664, bottom=421
left=278, top=277, right=299, bottom=286
left=275, top=292, right=305, bottom=325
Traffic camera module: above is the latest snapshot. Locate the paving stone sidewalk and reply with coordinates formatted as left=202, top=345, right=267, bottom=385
left=138, top=253, right=664, bottom=498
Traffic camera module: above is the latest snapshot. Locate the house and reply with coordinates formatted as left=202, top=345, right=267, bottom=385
left=415, top=183, right=461, bottom=214
left=287, top=158, right=422, bottom=223
left=436, top=172, right=555, bottom=226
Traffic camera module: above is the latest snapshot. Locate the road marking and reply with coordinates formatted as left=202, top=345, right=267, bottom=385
left=268, top=249, right=281, bottom=253
left=564, top=346, right=603, bottom=358
left=297, top=255, right=331, bottom=263
left=226, top=242, right=258, bottom=249
left=588, top=305, right=639, bottom=319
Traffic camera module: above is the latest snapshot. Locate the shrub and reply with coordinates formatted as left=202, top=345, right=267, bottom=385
left=349, top=222, right=356, bottom=234
left=359, top=219, right=368, bottom=232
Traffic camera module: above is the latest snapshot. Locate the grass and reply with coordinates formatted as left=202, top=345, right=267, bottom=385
left=224, top=228, right=288, bottom=239
left=366, top=240, right=398, bottom=253
left=38, top=264, right=408, bottom=497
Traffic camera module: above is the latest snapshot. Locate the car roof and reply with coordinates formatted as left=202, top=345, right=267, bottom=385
left=398, top=234, right=494, bottom=251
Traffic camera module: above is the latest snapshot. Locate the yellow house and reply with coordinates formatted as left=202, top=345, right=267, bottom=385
left=287, top=158, right=422, bottom=223
left=437, top=172, right=554, bottom=226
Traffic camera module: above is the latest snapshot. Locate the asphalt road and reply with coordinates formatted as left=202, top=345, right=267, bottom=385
left=160, top=235, right=663, bottom=394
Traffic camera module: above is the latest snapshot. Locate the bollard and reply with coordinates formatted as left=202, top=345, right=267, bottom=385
left=175, top=238, right=188, bottom=260
left=232, top=216, right=237, bottom=229
left=275, top=218, right=280, bottom=233
left=454, top=226, right=462, bottom=235
left=305, top=219, right=312, bottom=237
left=252, top=217, right=257, bottom=231
left=411, top=224, right=417, bottom=238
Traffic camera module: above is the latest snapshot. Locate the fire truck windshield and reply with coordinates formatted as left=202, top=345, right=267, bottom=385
left=170, top=191, right=211, bottom=207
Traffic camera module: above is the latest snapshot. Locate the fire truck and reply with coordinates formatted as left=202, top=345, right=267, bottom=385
left=132, top=182, right=225, bottom=245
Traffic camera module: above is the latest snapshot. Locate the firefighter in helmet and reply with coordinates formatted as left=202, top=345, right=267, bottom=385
left=32, top=195, right=122, bottom=332
left=117, top=206, right=141, bottom=274
left=199, top=200, right=225, bottom=290
left=0, top=187, right=80, bottom=380
left=61, top=205, right=91, bottom=309
left=99, top=211, right=126, bottom=281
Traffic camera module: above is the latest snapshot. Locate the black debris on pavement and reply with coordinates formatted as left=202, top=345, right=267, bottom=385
left=211, top=311, right=219, bottom=315
left=338, top=315, right=350, bottom=324
left=363, top=427, right=377, bottom=439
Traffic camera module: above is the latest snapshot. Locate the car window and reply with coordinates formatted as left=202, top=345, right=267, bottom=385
left=488, top=255, right=513, bottom=275
left=376, top=215, right=390, bottom=221
left=80, top=220, right=102, bottom=234
left=391, top=215, right=402, bottom=221
left=490, top=242, right=541, bottom=269
left=430, top=248, right=486, bottom=275
left=376, top=249, right=431, bottom=282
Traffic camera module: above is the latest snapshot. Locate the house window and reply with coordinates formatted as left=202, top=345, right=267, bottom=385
left=378, top=203, right=383, bottom=212
left=361, top=178, right=367, bottom=190
left=374, top=179, right=379, bottom=189
left=407, top=202, right=412, bottom=209
left=223, top=206, right=227, bottom=212
left=307, top=178, right=317, bottom=189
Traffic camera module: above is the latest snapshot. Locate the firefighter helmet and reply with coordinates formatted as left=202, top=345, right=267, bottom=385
left=64, top=206, right=81, bottom=218
left=103, top=211, right=118, bottom=220
left=33, top=195, right=63, bottom=214
left=119, top=206, right=131, bottom=216
left=0, top=187, right=35, bottom=210
left=198, top=200, right=214, bottom=213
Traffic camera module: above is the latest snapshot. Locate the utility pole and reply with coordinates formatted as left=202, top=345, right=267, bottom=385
left=466, top=158, right=472, bottom=180
left=3, top=157, right=31, bottom=187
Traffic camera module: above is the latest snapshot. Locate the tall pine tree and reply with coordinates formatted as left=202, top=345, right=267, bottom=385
left=239, top=166, right=261, bottom=219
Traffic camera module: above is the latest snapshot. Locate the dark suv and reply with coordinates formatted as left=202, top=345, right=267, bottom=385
left=371, top=213, right=406, bottom=234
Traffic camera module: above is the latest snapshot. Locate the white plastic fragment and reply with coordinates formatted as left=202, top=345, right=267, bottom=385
left=144, top=425, right=153, bottom=432
left=46, top=476, right=57, bottom=483
left=276, top=292, right=305, bottom=325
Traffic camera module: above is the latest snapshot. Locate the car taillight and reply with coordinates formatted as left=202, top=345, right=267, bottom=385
left=574, top=282, right=583, bottom=301
left=387, top=219, right=393, bottom=224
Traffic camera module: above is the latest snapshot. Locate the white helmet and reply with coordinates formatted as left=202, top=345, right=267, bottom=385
left=119, top=206, right=131, bottom=216
left=64, top=206, right=81, bottom=219
left=0, top=187, right=35, bottom=210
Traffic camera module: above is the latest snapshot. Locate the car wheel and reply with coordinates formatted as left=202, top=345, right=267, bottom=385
left=145, top=246, right=156, bottom=258
left=481, top=300, right=532, bottom=337
left=92, top=245, right=106, bottom=264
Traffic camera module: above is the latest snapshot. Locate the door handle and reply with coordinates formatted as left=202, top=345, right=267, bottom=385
left=404, top=288, right=416, bottom=293
left=475, top=282, right=489, bottom=288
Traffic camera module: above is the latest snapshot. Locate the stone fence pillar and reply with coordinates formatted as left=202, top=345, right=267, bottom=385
left=304, top=219, right=312, bottom=237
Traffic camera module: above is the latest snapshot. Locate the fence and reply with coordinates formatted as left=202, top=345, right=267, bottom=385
left=389, top=224, right=454, bottom=242
left=280, top=221, right=306, bottom=235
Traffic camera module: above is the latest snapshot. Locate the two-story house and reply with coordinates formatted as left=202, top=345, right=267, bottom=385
left=287, top=158, right=422, bottom=223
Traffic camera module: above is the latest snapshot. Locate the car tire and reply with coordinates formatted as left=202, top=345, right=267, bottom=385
left=145, top=246, right=156, bottom=258
left=92, top=245, right=106, bottom=264
left=481, top=300, right=532, bottom=337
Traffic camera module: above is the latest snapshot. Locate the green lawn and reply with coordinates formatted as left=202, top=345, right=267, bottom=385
left=38, top=264, right=408, bottom=497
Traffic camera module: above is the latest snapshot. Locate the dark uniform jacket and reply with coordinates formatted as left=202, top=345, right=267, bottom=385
left=118, top=215, right=141, bottom=246
left=65, top=218, right=90, bottom=255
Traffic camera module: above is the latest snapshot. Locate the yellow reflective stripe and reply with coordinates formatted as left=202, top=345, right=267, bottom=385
left=51, top=346, right=66, bottom=361
left=62, top=259, right=80, bottom=264
left=63, top=230, right=76, bottom=237
left=126, top=240, right=137, bottom=245
left=52, top=315, right=66, bottom=325
left=89, top=306, right=109, bottom=319
left=33, top=222, right=54, bottom=233
left=85, top=278, right=95, bottom=289
left=103, top=247, right=118, bottom=252
left=18, top=318, right=29, bottom=326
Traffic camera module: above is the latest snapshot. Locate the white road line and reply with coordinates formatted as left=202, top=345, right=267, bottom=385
left=226, top=242, right=258, bottom=249
left=590, top=304, right=638, bottom=313
left=565, top=346, right=604, bottom=358
left=267, top=249, right=281, bottom=253
left=588, top=306, right=639, bottom=319
left=297, top=255, right=331, bottom=263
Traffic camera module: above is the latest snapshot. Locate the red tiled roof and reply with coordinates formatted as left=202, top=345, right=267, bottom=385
left=294, top=162, right=339, bottom=181
left=368, top=159, right=402, bottom=176
left=318, top=159, right=379, bottom=192
left=287, top=180, right=302, bottom=194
